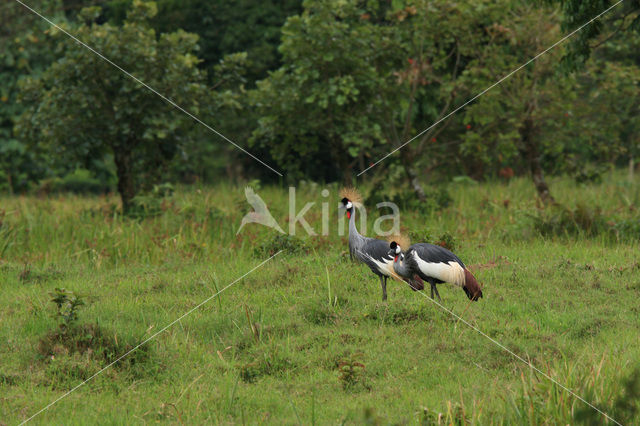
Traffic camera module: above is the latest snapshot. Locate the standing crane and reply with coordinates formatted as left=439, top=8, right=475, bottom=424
left=340, top=188, right=423, bottom=301
left=388, top=236, right=483, bottom=302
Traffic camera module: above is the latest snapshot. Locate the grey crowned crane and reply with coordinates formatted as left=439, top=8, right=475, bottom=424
left=339, top=188, right=423, bottom=301
left=388, top=236, right=483, bottom=302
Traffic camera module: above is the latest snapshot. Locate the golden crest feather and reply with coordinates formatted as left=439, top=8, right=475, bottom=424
left=387, top=233, right=411, bottom=251
left=339, top=187, right=363, bottom=206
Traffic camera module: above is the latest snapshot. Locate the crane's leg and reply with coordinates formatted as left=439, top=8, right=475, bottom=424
left=428, top=279, right=442, bottom=302
left=380, top=275, right=387, bottom=301
left=433, top=284, right=442, bottom=302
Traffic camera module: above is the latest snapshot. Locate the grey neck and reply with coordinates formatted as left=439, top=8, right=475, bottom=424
left=348, top=209, right=361, bottom=237
left=348, top=208, right=366, bottom=253
left=392, top=255, right=412, bottom=279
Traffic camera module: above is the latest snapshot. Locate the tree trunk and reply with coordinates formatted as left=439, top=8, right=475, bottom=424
left=113, top=145, right=135, bottom=214
left=400, top=149, right=426, bottom=202
left=6, top=171, right=13, bottom=196
left=343, top=166, right=353, bottom=187
left=629, top=156, right=635, bottom=181
left=337, top=151, right=353, bottom=187
left=519, top=115, right=554, bottom=205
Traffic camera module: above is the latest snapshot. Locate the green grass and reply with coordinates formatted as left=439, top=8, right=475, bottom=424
left=1, top=173, right=639, bottom=424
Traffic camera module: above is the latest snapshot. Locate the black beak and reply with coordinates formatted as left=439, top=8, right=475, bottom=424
left=388, top=249, right=395, bottom=257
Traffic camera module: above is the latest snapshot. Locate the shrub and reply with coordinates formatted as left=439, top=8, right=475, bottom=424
left=526, top=203, right=608, bottom=238
left=408, top=228, right=457, bottom=250
left=520, top=203, right=640, bottom=241
left=37, top=169, right=111, bottom=195
left=610, top=219, right=640, bottom=242
left=128, top=183, right=175, bottom=218
left=254, top=234, right=309, bottom=257
left=572, top=164, right=607, bottom=184
left=368, top=186, right=452, bottom=212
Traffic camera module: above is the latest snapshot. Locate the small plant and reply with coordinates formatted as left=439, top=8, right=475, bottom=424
left=337, top=352, right=367, bottom=390
left=49, top=288, right=85, bottom=333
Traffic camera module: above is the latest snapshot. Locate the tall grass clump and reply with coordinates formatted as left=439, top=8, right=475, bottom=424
left=37, top=288, right=151, bottom=383
left=504, top=356, right=640, bottom=425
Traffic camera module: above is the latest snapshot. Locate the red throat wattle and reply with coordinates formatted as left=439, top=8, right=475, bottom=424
left=394, top=255, right=398, bottom=262
left=346, top=211, right=351, bottom=219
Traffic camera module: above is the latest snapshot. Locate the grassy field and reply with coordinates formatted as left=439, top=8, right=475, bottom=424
left=1, top=173, right=639, bottom=425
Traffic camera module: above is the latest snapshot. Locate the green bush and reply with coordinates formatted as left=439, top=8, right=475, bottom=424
left=37, top=169, right=112, bottom=195
left=526, top=203, right=608, bottom=238
left=522, top=203, right=640, bottom=241
left=128, top=183, right=175, bottom=218
left=572, top=164, right=608, bottom=184
left=368, top=186, right=452, bottom=212
left=408, top=228, right=457, bottom=251
left=254, top=234, right=310, bottom=257
left=610, top=218, right=640, bottom=242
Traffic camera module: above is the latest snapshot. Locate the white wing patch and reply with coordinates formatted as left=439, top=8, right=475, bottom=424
left=363, top=253, right=403, bottom=281
left=412, top=251, right=465, bottom=287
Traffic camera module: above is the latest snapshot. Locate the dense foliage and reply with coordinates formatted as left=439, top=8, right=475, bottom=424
left=2, top=0, right=639, bottom=205
left=16, top=1, right=211, bottom=211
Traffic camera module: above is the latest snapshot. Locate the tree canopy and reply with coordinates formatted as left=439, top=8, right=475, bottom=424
left=16, top=1, right=211, bottom=211
left=3, top=0, right=640, bottom=208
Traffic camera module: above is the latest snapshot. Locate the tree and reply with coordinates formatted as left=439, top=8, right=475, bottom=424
left=0, top=0, right=64, bottom=193
left=372, top=0, right=504, bottom=201
left=555, top=0, right=640, bottom=69
left=250, top=0, right=392, bottom=184
left=460, top=4, right=578, bottom=203
left=250, top=0, right=496, bottom=195
left=105, top=0, right=302, bottom=84
left=573, top=37, right=640, bottom=179
left=16, top=1, right=211, bottom=212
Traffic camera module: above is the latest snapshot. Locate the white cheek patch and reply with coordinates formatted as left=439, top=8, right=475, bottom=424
left=395, top=246, right=401, bottom=254
left=346, top=201, right=353, bottom=209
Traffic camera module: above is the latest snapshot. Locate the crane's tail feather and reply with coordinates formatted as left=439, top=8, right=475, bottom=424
left=406, top=275, right=424, bottom=291
left=463, top=269, right=483, bottom=301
